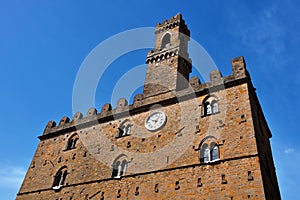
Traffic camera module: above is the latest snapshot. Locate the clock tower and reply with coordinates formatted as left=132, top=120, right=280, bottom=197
left=144, top=13, right=192, bottom=96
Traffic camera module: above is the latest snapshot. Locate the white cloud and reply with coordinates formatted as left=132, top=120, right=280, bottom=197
left=284, top=148, right=295, bottom=154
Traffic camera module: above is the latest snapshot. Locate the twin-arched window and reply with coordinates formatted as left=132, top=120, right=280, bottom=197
left=112, top=158, right=128, bottom=178
left=66, top=134, right=79, bottom=150
left=199, top=139, right=219, bottom=163
left=52, top=167, right=67, bottom=190
left=203, top=96, right=219, bottom=116
left=118, top=124, right=132, bottom=137
left=117, top=120, right=132, bottom=138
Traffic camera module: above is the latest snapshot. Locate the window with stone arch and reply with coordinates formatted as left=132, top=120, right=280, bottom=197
left=52, top=166, right=68, bottom=190
left=202, top=95, right=219, bottom=116
left=111, top=155, right=128, bottom=178
left=161, top=33, right=171, bottom=49
left=117, top=119, right=132, bottom=138
left=199, top=136, right=220, bottom=163
left=66, top=133, right=79, bottom=150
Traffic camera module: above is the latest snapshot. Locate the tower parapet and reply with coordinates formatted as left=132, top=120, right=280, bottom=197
left=41, top=56, right=250, bottom=137
left=231, top=56, right=249, bottom=78
left=155, top=13, right=190, bottom=37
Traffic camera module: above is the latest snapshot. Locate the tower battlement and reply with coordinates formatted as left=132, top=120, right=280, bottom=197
left=155, top=13, right=190, bottom=36
left=17, top=14, right=280, bottom=200
left=42, top=56, right=249, bottom=137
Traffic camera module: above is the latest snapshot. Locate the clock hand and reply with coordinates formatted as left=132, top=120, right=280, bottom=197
left=150, top=116, right=158, bottom=123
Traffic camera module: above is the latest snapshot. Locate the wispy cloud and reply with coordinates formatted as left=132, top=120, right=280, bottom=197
left=0, top=165, right=26, bottom=189
left=284, top=148, right=295, bottom=154
left=227, top=2, right=292, bottom=76
left=240, top=4, right=286, bottom=68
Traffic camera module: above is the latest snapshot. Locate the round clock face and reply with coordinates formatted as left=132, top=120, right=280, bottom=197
left=145, top=111, right=167, bottom=131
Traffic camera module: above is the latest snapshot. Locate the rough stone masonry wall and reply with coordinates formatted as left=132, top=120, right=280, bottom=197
left=18, top=157, right=264, bottom=200
left=17, top=55, right=281, bottom=199
left=249, top=87, right=281, bottom=200
left=17, top=81, right=267, bottom=199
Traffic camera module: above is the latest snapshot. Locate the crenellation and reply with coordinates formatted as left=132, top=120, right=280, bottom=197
left=232, top=56, right=249, bottom=78
left=72, top=112, right=83, bottom=122
left=43, top=120, right=57, bottom=135
left=155, top=13, right=190, bottom=37
left=133, top=94, right=143, bottom=107
left=100, top=103, right=112, bottom=117
left=115, top=98, right=129, bottom=113
left=59, top=116, right=70, bottom=126
left=18, top=14, right=280, bottom=200
left=86, top=107, right=97, bottom=117
left=189, top=76, right=201, bottom=88
left=41, top=65, right=252, bottom=136
left=210, top=69, right=223, bottom=82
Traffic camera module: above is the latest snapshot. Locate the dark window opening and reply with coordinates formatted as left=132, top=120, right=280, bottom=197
left=161, top=33, right=171, bottom=49
left=112, top=159, right=127, bottom=178
left=66, top=134, right=79, bottom=150
left=118, top=124, right=132, bottom=138
left=203, top=98, right=219, bottom=116
left=52, top=167, right=67, bottom=190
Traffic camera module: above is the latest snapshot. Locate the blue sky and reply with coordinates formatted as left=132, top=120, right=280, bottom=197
left=0, top=0, right=299, bottom=199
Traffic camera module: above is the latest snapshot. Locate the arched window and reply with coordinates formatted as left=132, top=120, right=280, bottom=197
left=118, top=124, right=132, bottom=137
left=118, top=127, right=124, bottom=137
left=199, top=137, right=219, bottom=163
left=211, top=142, right=219, bottom=161
left=204, top=145, right=210, bottom=163
left=200, top=143, right=209, bottom=163
left=112, top=158, right=127, bottom=178
left=212, top=100, right=218, bottom=114
left=117, top=120, right=132, bottom=138
left=66, top=134, right=78, bottom=150
left=205, top=102, right=212, bottom=115
left=52, top=167, right=67, bottom=190
left=161, top=33, right=171, bottom=49
left=121, top=160, right=127, bottom=176
left=112, top=161, right=120, bottom=178
left=203, top=96, right=219, bottom=116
